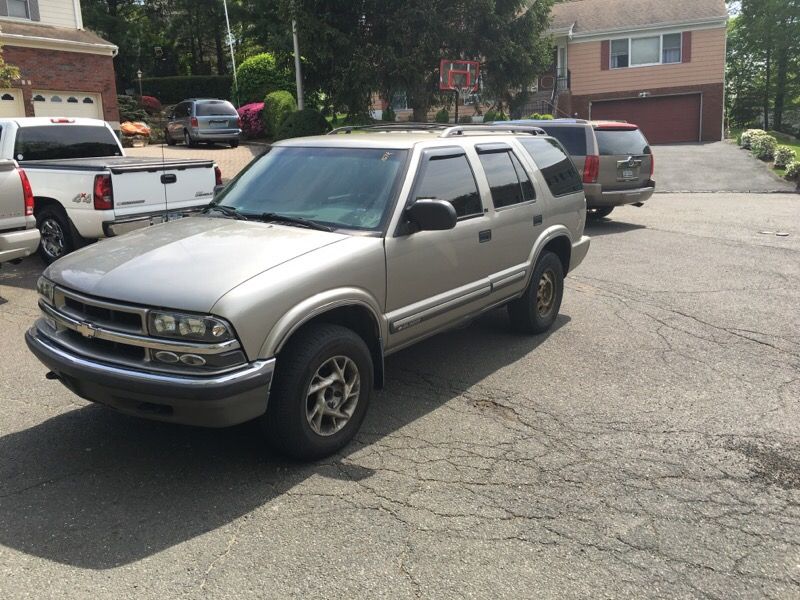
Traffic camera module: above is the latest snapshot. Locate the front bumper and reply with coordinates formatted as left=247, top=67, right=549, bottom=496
left=0, top=228, right=40, bottom=264
left=569, top=235, right=591, bottom=273
left=590, top=184, right=656, bottom=208
left=103, top=208, right=205, bottom=237
left=26, top=327, right=275, bottom=428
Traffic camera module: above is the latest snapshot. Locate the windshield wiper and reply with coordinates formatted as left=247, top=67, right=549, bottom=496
left=203, top=204, right=250, bottom=221
left=257, top=212, right=334, bottom=232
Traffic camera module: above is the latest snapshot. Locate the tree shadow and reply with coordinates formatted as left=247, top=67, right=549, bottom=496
left=0, top=309, right=569, bottom=569
left=584, top=219, right=646, bottom=237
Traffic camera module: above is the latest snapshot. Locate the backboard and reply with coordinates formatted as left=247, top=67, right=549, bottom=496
left=439, top=59, right=480, bottom=93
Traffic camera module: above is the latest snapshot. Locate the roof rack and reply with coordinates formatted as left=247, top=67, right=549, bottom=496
left=327, top=122, right=548, bottom=138
left=328, top=123, right=448, bottom=135
left=440, top=124, right=547, bottom=137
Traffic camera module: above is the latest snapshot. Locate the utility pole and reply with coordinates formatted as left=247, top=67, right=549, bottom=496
left=222, top=0, right=239, bottom=106
left=292, top=19, right=305, bottom=110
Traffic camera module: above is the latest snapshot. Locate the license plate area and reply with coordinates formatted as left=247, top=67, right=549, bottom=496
left=617, top=157, right=642, bottom=181
left=209, top=120, right=228, bottom=128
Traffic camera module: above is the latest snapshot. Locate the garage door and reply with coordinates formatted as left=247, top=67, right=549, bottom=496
left=32, top=91, right=103, bottom=120
left=0, top=89, right=25, bottom=117
left=591, top=94, right=701, bottom=144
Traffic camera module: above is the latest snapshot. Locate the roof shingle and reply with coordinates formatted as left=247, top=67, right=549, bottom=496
left=551, top=0, right=727, bottom=35
left=0, top=20, right=114, bottom=48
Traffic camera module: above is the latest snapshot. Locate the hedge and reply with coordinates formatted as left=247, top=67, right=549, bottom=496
left=263, top=90, right=296, bottom=137
left=276, top=109, right=331, bottom=140
left=235, top=53, right=294, bottom=105
left=141, top=76, right=233, bottom=104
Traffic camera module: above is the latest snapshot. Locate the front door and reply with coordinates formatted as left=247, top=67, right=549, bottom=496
left=384, top=147, right=495, bottom=349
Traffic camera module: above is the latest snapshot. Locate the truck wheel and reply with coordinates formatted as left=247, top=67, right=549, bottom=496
left=588, top=207, right=614, bottom=220
left=37, top=206, right=75, bottom=264
left=165, top=130, right=176, bottom=146
left=508, top=251, right=564, bottom=334
left=262, top=324, right=373, bottom=461
left=183, top=130, right=195, bottom=148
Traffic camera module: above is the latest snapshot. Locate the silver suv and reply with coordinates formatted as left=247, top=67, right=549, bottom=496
left=27, top=124, right=590, bottom=460
left=166, top=99, right=242, bottom=148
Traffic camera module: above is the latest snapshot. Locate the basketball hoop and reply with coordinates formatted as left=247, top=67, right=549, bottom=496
left=439, top=59, right=480, bottom=123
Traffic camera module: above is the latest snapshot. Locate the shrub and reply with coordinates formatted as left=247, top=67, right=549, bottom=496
left=739, top=128, right=766, bottom=149
left=237, top=102, right=265, bottom=139
left=483, top=109, right=497, bottom=122
left=459, top=115, right=473, bottom=123
left=434, top=108, right=449, bottom=123
left=117, top=95, right=148, bottom=123
left=276, top=108, right=332, bottom=140
left=139, top=95, right=161, bottom=114
left=263, top=90, right=296, bottom=137
left=774, top=145, right=797, bottom=169
left=494, top=112, right=509, bottom=122
left=785, top=160, right=800, bottom=180
left=235, top=53, right=293, bottom=105
left=750, top=134, right=777, bottom=161
left=382, top=106, right=396, bottom=122
left=141, top=76, right=232, bottom=104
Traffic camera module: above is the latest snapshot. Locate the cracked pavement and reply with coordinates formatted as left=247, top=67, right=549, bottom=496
left=0, top=192, right=799, bottom=599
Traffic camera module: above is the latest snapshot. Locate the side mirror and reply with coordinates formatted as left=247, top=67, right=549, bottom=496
left=405, top=199, right=457, bottom=232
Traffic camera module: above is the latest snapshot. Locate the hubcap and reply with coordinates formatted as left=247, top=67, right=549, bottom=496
left=536, top=269, right=556, bottom=316
left=40, top=218, right=65, bottom=259
left=305, top=356, right=361, bottom=437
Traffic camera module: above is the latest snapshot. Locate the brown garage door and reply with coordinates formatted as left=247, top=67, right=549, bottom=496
left=591, top=94, right=701, bottom=144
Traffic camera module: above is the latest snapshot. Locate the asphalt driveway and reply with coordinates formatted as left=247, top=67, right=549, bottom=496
left=654, top=141, right=796, bottom=193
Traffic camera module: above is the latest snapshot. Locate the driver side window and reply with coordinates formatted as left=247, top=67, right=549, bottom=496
left=414, top=154, right=482, bottom=219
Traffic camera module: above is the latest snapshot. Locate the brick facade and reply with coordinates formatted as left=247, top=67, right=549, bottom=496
left=3, top=45, right=119, bottom=122
left=569, top=83, right=724, bottom=142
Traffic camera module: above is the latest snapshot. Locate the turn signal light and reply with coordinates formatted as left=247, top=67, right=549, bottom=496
left=583, top=155, right=599, bottom=184
left=93, top=174, right=114, bottom=210
left=19, top=169, right=34, bottom=216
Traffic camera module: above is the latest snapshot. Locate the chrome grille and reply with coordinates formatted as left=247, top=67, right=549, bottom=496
left=55, top=287, right=146, bottom=334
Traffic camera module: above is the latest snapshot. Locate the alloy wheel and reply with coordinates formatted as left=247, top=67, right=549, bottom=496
left=40, top=217, right=66, bottom=260
left=305, top=356, right=361, bottom=437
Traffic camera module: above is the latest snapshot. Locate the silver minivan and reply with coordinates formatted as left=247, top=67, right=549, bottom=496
left=166, top=99, right=242, bottom=148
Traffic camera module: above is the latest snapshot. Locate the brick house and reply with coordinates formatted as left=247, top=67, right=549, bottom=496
left=0, top=0, right=119, bottom=125
left=545, top=0, right=728, bottom=143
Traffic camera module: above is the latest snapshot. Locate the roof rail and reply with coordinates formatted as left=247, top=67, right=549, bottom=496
left=328, top=123, right=448, bottom=135
left=440, top=124, right=548, bottom=138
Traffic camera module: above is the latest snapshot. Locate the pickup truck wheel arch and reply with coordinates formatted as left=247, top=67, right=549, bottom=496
left=34, top=200, right=81, bottom=264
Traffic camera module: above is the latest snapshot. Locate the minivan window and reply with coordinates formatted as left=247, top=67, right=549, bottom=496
left=196, top=101, right=238, bottom=117
left=415, top=154, right=482, bottom=218
left=595, top=129, right=650, bottom=155
left=537, top=126, right=588, bottom=156
left=519, top=138, right=583, bottom=197
left=14, top=125, right=122, bottom=161
left=478, top=151, right=533, bottom=209
left=218, top=146, right=407, bottom=231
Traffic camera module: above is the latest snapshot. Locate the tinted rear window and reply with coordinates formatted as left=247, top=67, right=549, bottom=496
left=416, top=154, right=482, bottom=218
left=519, top=138, right=583, bottom=197
left=14, top=125, right=122, bottom=161
left=196, top=101, right=238, bottom=117
left=595, top=129, right=650, bottom=155
left=537, top=126, right=588, bottom=156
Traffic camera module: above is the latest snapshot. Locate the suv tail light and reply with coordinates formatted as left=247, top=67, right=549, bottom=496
left=214, top=166, right=223, bottom=186
left=583, top=155, right=599, bottom=184
left=19, top=169, right=34, bottom=216
left=236, top=117, right=242, bottom=129
left=649, top=152, right=655, bottom=178
left=191, top=117, right=199, bottom=128
left=93, top=174, right=114, bottom=210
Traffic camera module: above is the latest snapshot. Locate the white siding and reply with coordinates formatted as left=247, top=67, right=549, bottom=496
left=36, top=0, right=79, bottom=29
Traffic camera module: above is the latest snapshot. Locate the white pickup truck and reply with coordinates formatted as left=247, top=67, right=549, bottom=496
left=0, top=159, right=39, bottom=266
left=0, top=117, right=220, bottom=263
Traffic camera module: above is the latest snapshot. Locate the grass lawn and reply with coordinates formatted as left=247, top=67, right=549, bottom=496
left=728, top=127, right=800, bottom=178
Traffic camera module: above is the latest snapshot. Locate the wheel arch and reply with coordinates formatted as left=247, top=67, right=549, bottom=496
left=526, top=226, right=573, bottom=284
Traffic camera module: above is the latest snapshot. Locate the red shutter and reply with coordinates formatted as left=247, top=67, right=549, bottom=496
left=601, top=40, right=610, bottom=70
left=682, top=31, right=692, bottom=63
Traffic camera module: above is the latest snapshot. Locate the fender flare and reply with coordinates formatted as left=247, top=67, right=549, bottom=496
left=523, top=225, right=573, bottom=288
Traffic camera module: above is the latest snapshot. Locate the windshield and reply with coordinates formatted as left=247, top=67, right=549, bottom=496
left=216, top=146, right=408, bottom=231
left=14, top=125, right=122, bottom=161
left=595, top=129, right=650, bottom=155
left=196, top=101, right=238, bottom=117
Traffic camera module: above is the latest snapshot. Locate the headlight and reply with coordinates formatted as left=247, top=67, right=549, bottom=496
left=37, top=276, right=55, bottom=304
left=148, top=311, right=234, bottom=343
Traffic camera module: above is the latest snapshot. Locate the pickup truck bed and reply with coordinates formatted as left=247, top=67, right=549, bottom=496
left=21, top=157, right=215, bottom=173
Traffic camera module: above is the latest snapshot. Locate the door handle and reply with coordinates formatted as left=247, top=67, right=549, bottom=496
left=161, top=174, right=177, bottom=184
left=479, top=229, right=492, bottom=243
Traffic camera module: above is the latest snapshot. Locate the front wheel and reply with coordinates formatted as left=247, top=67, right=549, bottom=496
left=261, top=324, right=373, bottom=461
left=508, top=251, right=564, bottom=334
left=37, top=206, right=75, bottom=264
left=165, top=129, right=176, bottom=146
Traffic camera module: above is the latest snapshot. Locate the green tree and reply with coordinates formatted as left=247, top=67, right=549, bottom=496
left=0, top=40, right=20, bottom=88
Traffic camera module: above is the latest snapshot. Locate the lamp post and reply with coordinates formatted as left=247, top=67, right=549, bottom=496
left=137, top=69, right=143, bottom=98
left=292, top=19, right=304, bottom=110
left=222, top=0, right=239, bottom=106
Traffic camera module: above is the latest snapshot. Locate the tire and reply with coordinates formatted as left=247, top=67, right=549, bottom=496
left=183, top=130, right=195, bottom=148
left=37, top=206, right=75, bottom=264
left=261, top=324, right=373, bottom=461
left=165, top=130, right=176, bottom=146
left=508, top=251, right=564, bottom=334
left=230, top=139, right=239, bottom=148
left=587, top=207, right=614, bottom=220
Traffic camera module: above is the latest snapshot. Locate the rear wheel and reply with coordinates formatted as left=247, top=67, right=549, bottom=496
left=508, top=251, right=564, bottom=334
left=230, top=139, right=240, bottom=148
left=261, top=324, right=373, bottom=461
left=588, top=207, right=614, bottom=220
left=37, top=206, right=75, bottom=264
left=183, top=130, right=195, bottom=148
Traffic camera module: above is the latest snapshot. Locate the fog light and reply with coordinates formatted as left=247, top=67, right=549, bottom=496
left=179, top=354, right=206, bottom=367
left=154, top=351, right=179, bottom=363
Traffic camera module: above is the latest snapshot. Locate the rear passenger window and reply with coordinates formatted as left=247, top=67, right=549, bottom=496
left=478, top=150, right=535, bottom=209
left=538, top=126, right=588, bottom=156
left=519, top=138, right=583, bottom=197
left=415, top=154, right=482, bottom=218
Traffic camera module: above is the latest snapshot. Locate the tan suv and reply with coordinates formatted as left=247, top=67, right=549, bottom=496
left=27, top=124, right=590, bottom=460
left=508, top=119, right=655, bottom=219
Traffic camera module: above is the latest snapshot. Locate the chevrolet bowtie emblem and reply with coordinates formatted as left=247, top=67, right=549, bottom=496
left=76, top=322, right=98, bottom=339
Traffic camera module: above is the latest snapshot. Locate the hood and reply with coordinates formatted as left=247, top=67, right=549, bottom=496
left=45, top=217, right=347, bottom=312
